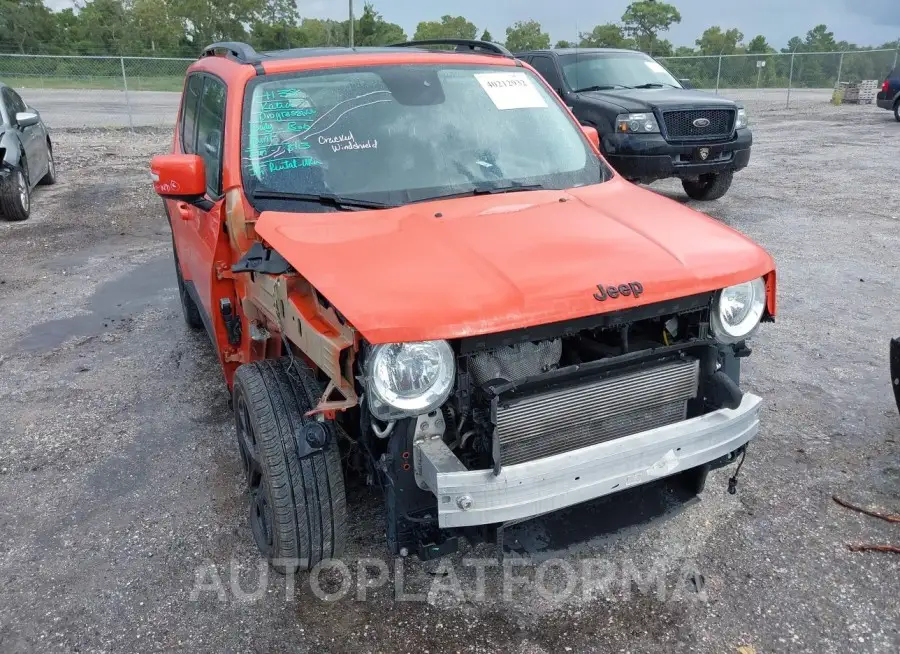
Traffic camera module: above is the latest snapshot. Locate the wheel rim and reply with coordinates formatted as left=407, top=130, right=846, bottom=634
left=16, top=171, right=28, bottom=212
left=235, top=393, right=273, bottom=556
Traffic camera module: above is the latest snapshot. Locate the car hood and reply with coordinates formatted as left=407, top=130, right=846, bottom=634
left=579, top=87, right=737, bottom=112
left=254, top=178, right=774, bottom=344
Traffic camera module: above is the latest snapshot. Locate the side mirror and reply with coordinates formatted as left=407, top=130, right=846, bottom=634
left=150, top=154, right=207, bottom=198
left=16, top=111, right=40, bottom=128
left=679, top=78, right=694, bottom=90
left=581, top=124, right=600, bottom=150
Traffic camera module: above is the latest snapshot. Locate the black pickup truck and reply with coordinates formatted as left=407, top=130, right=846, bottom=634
left=516, top=48, right=751, bottom=201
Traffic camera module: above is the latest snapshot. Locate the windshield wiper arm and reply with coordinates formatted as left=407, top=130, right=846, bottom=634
left=632, top=82, right=676, bottom=89
left=250, top=190, right=396, bottom=210
left=411, top=182, right=545, bottom=204
left=573, top=84, right=627, bottom=92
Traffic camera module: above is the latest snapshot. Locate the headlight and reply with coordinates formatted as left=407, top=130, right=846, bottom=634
left=366, top=340, right=455, bottom=419
left=736, top=108, right=748, bottom=129
left=711, top=278, right=766, bottom=343
left=615, top=112, right=660, bottom=134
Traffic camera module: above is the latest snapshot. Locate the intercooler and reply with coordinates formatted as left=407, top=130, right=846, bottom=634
left=495, top=359, right=700, bottom=466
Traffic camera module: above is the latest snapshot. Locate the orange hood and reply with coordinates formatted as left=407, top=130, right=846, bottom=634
left=254, top=178, right=775, bottom=344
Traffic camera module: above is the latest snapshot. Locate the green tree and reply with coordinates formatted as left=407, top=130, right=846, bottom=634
left=804, top=24, right=836, bottom=52
left=653, top=38, right=673, bottom=57
left=480, top=29, right=493, bottom=42
left=695, top=26, right=744, bottom=55
left=621, top=0, right=681, bottom=55
left=413, top=15, right=477, bottom=41
left=355, top=2, right=405, bottom=45
left=504, top=20, right=550, bottom=52
left=579, top=23, right=631, bottom=48
left=298, top=18, right=348, bottom=47
left=72, top=0, right=133, bottom=54
left=0, top=0, right=58, bottom=53
left=746, top=35, right=771, bottom=54
left=174, top=0, right=262, bottom=49
left=130, top=0, right=185, bottom=54
left=555, top=39, right=574, bottom=49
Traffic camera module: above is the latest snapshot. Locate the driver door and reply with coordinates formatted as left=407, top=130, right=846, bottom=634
left=3, top=88, right=44, bottom=182
left=170, top=73, right=227, bottom=323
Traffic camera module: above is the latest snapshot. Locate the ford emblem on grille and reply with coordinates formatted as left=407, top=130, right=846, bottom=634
left=693, top=117, right=711, bottom=128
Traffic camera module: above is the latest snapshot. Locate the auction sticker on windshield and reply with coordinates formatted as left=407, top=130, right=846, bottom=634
left=474, top=72, right=548, bottom=110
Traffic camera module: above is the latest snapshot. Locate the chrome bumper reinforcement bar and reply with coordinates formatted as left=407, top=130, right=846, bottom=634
left=415, top=393, right=762, bottom=528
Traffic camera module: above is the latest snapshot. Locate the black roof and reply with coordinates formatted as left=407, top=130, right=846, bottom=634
left=516, top=48, right=645, bottom=57
left=202, top=39, right=513, bottom=66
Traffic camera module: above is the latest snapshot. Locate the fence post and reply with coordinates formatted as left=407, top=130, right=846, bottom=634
left=836, top=51, right=844, bottom=88
left=894, top=39, right=899, bottom=70
left=120, top=56, right=135, bottom=133
left=786, top=52, right=795, bottom=109
left=715, top=54, right=722, bottom=94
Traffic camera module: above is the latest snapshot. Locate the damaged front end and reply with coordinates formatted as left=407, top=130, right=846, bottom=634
left=370, top=290, right=766, bottom=555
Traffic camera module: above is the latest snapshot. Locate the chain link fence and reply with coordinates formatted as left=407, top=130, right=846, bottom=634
left=658, top=49, right=899, bottom=109
left=0, top=49, right=898, bottom=128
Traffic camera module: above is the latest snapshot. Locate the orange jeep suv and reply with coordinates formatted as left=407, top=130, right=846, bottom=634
left=151, top=39, right=776, bottom=569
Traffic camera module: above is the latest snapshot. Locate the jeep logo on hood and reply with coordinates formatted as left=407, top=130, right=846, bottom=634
left=594, top=282, right=644, bottom=302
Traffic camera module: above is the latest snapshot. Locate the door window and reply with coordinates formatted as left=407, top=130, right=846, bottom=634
left=180, top=74, right=203, bottom=154
left=195, top=77, right=227, bottom=195
left=531, top=56, right=564, bottom=95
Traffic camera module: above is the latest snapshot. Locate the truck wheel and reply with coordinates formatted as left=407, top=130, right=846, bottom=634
left=682, top=171, right=733, bottom=201
left=172, top=245, right=204, bottom=330
left=232, top=358, right=347, bottom=573
left=894, top=100, right=900, bottom=122
left=0, top=166, right=30, bottom=222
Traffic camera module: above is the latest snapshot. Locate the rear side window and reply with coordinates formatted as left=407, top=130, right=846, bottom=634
left=181, top=74, right=203, bottom=154
left=531, top=56, right=563, bottom=94
left=195, top=77, right=227, bottom=195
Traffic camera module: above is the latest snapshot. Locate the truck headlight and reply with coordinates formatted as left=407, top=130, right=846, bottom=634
left=736, top=108, right=748, bottom=129
left=366, top=341, right=455, bottom=419
left=711, top=278, right=766, bottom=343
left=615, top=113, right=660, bottom=134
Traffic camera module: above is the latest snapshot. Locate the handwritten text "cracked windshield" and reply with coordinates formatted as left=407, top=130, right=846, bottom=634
left=318, top=132, right=378, bottom=153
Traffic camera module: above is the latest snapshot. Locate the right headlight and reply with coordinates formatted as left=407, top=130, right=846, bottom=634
left=711, top=278, right=766, bottom=343
left=736, top=108, right=749, bottom=129
left=366, top=340, right=455, bottom=420
left=615, top=112, right=660, bottom=134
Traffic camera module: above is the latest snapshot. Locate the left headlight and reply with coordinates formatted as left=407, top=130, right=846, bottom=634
left=711, top=278, right=766, bottom=343
left=736, top=108, right=749, bottom=129
left=366, top=340, right=455, bottom=420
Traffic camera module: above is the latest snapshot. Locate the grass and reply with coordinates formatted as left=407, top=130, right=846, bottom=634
left=0, top=74, right=184, bottom=92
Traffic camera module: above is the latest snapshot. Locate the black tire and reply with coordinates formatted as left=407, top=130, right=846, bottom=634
left=232, top=358, right=347, bottom=573
left=0, top=165, right=30, bottom=222
left=894, top=100, right=900, bottom=123
left=39, top=145, right=56, bottom=185
left=682, top=171, right=734, bottom=201
left=171, top=239, right=204, bottom=330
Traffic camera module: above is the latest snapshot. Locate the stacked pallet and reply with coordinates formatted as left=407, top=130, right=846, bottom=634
left=841, top=80, right=879, bottom=104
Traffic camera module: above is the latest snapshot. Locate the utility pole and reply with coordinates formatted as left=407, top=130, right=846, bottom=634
left=348, top=0, right=355, bottom=48
left=894, top=36, right=899, bottom=70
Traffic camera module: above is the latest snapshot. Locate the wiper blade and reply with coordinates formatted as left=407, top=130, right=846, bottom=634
left=411, top=182, right=545, bottom=204
left=250, top=190, right=396, bottom=210
left=573, top=84, right=625, bottom=92
left=632, top=83, right=675, bottom=89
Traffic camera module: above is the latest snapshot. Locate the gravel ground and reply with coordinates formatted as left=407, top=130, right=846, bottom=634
left=0, top=100, right=898, bottom=654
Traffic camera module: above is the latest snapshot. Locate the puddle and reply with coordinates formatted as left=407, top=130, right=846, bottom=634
left=19, top=255, right=175, bottom=352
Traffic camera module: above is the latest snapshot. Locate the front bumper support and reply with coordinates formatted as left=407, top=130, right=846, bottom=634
left=416, top=393, right=762, bottom=528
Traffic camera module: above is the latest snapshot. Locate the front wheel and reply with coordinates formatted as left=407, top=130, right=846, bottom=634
left=233, top=358, right=347, bottom=573
left=682, top=171, right=734, bottom=201
left=39, top=146, right=56, bottom=185
left=0, top=167, right=30, bottom=221
left=894, top=100, right=899, bottom=122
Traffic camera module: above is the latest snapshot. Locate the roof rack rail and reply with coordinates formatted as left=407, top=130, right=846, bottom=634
left=201, top=41, right=260, bottom=63
left=389, top=39, right=513, bottom=58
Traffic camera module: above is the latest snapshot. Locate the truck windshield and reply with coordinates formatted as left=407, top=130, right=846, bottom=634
left=241, top=64, right=605, bottom=208
left=560, top=53, right=682, bottom=91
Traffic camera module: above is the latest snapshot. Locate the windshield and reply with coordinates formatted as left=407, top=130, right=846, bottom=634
left=560, top=53, right=681, bottom=91
left=241, top=64, right=605, bottom=208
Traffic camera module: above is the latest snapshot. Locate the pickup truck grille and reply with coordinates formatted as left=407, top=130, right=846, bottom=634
left=663, top=109, right=735, bottom=140
left=495, top=359, right=700, bottom=466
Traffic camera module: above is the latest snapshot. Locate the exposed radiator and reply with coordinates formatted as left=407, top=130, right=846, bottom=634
left=495, top=359, right=700, bottom=466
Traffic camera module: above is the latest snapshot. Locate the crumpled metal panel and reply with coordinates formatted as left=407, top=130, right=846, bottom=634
left=469, top=339, right=562, bottom=386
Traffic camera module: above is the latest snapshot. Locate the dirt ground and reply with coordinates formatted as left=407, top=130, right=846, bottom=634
left=0, top=100, right=898, bottom=653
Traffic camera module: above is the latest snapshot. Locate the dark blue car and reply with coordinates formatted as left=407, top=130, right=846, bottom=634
left=877, top=66, right=900, bottom=121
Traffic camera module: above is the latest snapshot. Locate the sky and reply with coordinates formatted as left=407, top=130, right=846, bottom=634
left=44, top=0, right=900, bottom=50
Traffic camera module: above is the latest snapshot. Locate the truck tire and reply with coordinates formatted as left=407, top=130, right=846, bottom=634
left=0, top=166, right=30, bottom=222
left=682, top=171, right=733, bottom=201
left=171, top=239, right=204, bottom=330
left=894, top=99, right=900, bottom=122
left=232, top=358, right=347, bottom=573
